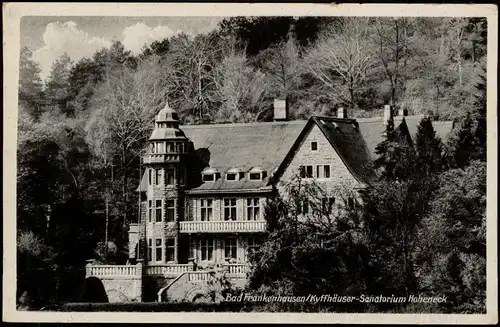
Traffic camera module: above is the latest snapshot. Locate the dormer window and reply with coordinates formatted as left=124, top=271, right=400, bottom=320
left=203, top=174, right=215, bottom=182
left=248, top=167, right=267, bottom=181
left=249, top=173, right=260, bottom=180
left=202, top=167, right=220, bottom=182
left=226, top=168, right=243, bottom=181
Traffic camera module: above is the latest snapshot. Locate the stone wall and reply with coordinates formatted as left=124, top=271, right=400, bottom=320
left=278, top=124, right=362, bottom=198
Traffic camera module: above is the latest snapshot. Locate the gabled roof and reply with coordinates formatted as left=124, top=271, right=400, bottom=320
left=273, top=117, right=376, bottom=186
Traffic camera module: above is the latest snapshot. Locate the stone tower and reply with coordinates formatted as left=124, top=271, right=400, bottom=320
left=139, top=102, right=193, bottom=264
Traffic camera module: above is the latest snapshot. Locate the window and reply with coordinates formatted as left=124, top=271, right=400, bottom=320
left=311, top=141, right=318, bottom=151
left=166, top=200, right=175, bottom=222
left=200, top=238, right=214, bottom=261
left=157, top=142, right=164, bottom=153
left=166, top=238, right=175, bottom=262
left=148, top=239, right=152, bottom=262
left=203, top=174, right=215, bottom=182
left=246, top=198, right=260, bottom=221
left=306, top=165, right=313, bottom=178
left=148, top=169, right=152, bottom=185
left=155, top=200, right=162, bottom=222
left=155, top=169, right=162, bottom=185
left=316, top=165, right=321, bottom=178
left=224, top=238, right=238, bottom=261
left=324, top=165, right=331, bottom=178
left=155, top=238, right=162, bottom=262
left=249, top=173, right=261, bottom=180
left=321, top=197, right=335, bottom=214
left=176, top=142, right=184, bottom=153
left=167, top=142, right=174, bottom=153
left=226, top=173, right=237, bottom=181
left=201, top=199, right=213, bottom=221
left=224, top=198, right=237, bottom=221
left=148, top=200, right=152, bottom=222
left=166, top=168, right=175, bottom=185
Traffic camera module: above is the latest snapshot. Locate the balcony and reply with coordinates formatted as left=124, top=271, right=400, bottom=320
left=142, top=153, right=180, bottom=164
left=179, top=220, right=266, bottom=233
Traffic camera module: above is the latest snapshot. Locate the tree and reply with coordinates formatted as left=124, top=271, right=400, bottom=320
left=255, top=24, right=302, bottom=100
left=371, top=18, right=415, bottom=106
left=19, top=47, right=44, bottom=119
left=140, top=38, right=171, bottom=59
left=86, top=56, right=167, bottom=237
left=374, top=119, right=416, bottom=181
left=362, top=178, right=435, bottom=299
left=44, top=53, right=73, bottom=114
left=161, top=33, right=222, bottom=122
left=306, top=17, right=375, bottom=109
left=415, top=117, right=443, bottom=175
left=213, top=45, right=269, bottom=122
left=416, top=161, right=486, bottom=312
left=247, top=176, right=369, bottom=311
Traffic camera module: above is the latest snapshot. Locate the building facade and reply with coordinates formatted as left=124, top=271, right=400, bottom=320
left=86, top=101, right=454, bottom=302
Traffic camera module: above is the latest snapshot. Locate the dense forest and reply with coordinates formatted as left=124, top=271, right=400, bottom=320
left=17, top=17, right=487, bottom=310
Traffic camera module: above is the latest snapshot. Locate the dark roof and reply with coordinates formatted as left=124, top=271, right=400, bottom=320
left=357, top=115, right=454, bottom=159
left=182, top=121, right=307, bottom=192
left=312, top=116, right=377, bottom=185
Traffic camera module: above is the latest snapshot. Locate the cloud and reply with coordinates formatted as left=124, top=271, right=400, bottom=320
left=33, top=21, right=112, bottom=81
left=122, top=22, right=182, bottom=55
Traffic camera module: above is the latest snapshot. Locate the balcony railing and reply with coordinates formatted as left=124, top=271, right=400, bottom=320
left=224, top=263, right=249, bottom=278
left=146, top=264, right=191, bottom=276
left=142, top=153, right=180, bottom=164
left=179, top=220, right=266, bottom=233
left=86, top=265, right=137, bottom=278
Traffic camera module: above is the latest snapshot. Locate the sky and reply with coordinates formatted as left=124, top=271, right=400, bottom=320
left=20, top=16, right=223, bottom=81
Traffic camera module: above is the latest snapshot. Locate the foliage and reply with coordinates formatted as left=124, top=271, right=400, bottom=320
left=19, top=47, right=44, bottom=119
left=247, top=177, right=369, bottom=311
left=415, top=116, right=443, bottom=175
left=415, top=161, right=486, bottom=312
left=374, top=119, right=416, bottom=181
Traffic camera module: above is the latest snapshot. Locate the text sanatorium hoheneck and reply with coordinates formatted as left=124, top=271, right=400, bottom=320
left=225, top=294, right=447, bottom=304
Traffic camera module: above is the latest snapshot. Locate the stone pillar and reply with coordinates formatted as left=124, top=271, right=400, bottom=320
left=134, top=259, right=144, bottom=302
left=85, top=259, right=94, bottom=278
left=188, top=258, right=195, bottom=271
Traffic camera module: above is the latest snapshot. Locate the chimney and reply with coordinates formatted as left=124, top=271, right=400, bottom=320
left=337, top=107, right=347, bottom=119
left=383, top=104, right=393, bottom=125
left=273, top=98, right=288, bottom=121
left=398, top=108, right=408, bottom=117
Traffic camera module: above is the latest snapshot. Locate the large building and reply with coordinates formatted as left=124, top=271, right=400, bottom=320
left=85, top=101, right=453, bottom=303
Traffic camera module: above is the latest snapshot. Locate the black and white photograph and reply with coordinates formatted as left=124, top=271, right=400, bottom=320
left=3, top=3, right=498, bottom=324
